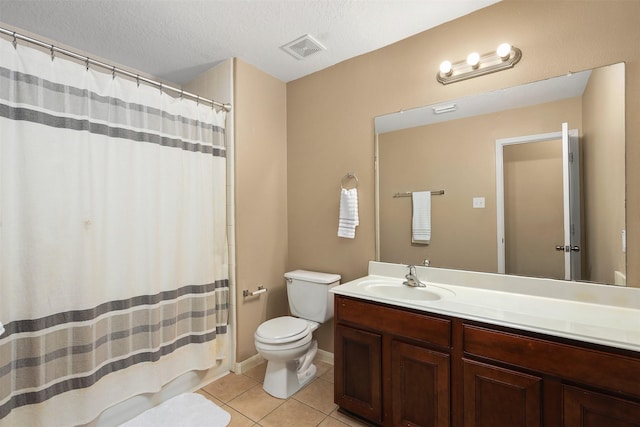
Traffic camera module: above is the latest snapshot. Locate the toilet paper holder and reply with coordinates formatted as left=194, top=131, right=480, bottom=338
left=243, top=286, right=268, bottom=297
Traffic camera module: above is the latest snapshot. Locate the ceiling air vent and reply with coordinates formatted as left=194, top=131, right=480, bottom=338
left=280, top=34, right=326, bottom=60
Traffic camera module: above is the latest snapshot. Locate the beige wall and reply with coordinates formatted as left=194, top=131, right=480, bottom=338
left=188, top=59, right=289, bottom=363
left=378, top=98, right=581, bottom=274
left=582, top=63, right=626, bottom=284
left=183, top=59, right=233, bottom=106
left=288, top=0, right=640, bottom=352
left=233, top=60, right=288, bottom=362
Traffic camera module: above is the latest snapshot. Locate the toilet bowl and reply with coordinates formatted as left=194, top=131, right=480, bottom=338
left=254, top=316, right=319, bottom=398
left=254, top=270, right=340, bottom=399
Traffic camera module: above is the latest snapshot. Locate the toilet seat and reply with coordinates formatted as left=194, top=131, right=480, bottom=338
left=255, top=316, right=311, bottom=345
left=255, top=331, right=313, bottom=352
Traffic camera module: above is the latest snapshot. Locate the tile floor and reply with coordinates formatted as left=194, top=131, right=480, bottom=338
left=197, top=360, right=372, bottom=427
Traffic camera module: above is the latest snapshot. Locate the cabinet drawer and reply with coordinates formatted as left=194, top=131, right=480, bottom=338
left=336, top=296, right=451, bottom=348
left=464, top=325, right=640, bottom=399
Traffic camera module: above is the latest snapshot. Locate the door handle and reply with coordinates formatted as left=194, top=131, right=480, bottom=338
left=555, top=245, right=581, bottom=252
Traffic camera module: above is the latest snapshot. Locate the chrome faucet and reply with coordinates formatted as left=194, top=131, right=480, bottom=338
left=403, top=265, right=426, bottom=287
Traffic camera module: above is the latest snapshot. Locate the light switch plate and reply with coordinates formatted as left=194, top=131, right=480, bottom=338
left=473, top=197, right=485, bottom=209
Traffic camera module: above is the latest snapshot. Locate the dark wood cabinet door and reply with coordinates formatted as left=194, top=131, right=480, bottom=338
left=391, top=340, right=450, bottom=427
left=463, top=359, right=542, bottom=427
left=335, top=324, right=383, bottom=424
left=563, top=385, right=640, bottom=427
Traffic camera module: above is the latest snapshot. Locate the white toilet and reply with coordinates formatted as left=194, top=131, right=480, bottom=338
left=254, top=269, right=341, bottom=399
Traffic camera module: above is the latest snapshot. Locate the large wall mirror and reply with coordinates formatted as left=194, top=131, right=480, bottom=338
left=374, top=62, right=626, bottom=287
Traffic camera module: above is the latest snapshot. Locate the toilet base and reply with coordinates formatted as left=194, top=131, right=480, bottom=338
left=262, top=339, right=318, bottom=400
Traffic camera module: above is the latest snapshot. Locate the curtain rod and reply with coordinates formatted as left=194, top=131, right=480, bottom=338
left=0, top=27, right=232, bottom=112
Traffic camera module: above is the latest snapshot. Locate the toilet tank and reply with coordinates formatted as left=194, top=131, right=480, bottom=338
left=285, top=270, right=341, bottom=323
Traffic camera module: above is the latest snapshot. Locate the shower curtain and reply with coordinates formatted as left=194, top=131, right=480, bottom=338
left=0, top=37, right=229, bottom=426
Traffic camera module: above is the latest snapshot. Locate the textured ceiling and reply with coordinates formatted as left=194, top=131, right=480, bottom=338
left=0, top=0, right=499, bottom=84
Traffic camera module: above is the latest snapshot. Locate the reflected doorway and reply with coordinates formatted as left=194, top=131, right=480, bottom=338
left=496, top=124, right=581, bottom=280
left=503, top=139, right=564, bottom=279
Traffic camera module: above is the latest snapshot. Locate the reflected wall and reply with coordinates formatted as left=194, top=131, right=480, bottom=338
left=378, top=97, right=582, bottom=272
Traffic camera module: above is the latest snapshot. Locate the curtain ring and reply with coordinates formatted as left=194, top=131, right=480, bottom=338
left=85, top=57, right=90, bottom=71
left=196, top=95, right=200, bottom=105
left=180, top=90, right=184, bottom=100
left=12, top=32, right=17, bottom=49
left=50, top=45, right=55, bottom=61
left=136, top=75, right=140, bottom=87
left=112, top=66, right=116, bottom=80
left=159, top=82, right=163, bottom=94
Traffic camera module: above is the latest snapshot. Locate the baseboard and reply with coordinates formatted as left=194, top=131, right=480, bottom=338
left=233, top=353, right=264, bottom=374
left=315, top=349, right=334, bottom=365
left=614, top=270, right=627, bottom=286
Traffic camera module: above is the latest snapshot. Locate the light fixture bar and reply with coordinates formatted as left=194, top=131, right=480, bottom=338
left=437, top=45, right=522, bottom=85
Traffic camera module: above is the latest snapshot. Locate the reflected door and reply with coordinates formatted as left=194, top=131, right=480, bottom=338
left=496, top=124, right=581, bottom=280
left=503, top=139, right=564, bottom=279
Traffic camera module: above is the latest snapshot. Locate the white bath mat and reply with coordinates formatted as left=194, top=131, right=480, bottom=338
left=120, top=392, right=231, bottom=427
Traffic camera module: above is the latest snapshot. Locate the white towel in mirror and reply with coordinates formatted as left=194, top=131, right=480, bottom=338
left=412, top=191, right=431, bottom=244
left=338, top=188, right=359, bottom=238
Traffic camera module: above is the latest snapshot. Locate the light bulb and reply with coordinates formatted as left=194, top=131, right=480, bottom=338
left=466, top=52, right=480, bottom=68
left=497, top=43, right=512, bottom=60
left=439, top=60, right=452, bottom=75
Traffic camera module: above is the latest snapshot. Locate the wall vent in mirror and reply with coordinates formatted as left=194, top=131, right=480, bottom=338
left=433, top=104, right=457, bottom=114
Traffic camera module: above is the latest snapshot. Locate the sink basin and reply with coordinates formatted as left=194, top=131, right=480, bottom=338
left=357, top=279, right=454, bottom=302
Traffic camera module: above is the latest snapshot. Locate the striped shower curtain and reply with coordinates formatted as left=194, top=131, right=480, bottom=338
left=0, top=36, right=229, bottom=426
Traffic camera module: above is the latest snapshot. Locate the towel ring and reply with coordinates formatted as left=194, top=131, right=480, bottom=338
left=341, top=172, right=359, bottom=189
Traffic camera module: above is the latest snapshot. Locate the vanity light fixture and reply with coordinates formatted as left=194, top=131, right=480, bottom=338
left=439, top=60, right=453, bottom=76
left=437, top=43, right=522, bottom=85
left=466, top=52, right=480, bottom=68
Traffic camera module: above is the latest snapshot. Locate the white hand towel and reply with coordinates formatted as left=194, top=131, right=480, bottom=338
left=412, top=191, right=431, bottom=244
left=338, top=188, right=359, bottom=239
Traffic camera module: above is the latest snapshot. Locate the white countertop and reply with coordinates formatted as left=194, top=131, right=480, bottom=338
left=330, top=261, right=640, bottom=352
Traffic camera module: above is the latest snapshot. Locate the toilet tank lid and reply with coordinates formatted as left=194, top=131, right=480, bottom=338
left=285, top=270, right=341, bottom=284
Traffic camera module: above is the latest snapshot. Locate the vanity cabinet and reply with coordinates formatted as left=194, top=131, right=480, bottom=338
left=463, top=324, right=640, bottom=427
left=334, top=324, right=383, bottom=423
left=334, top=295, right=452, bottom=427
left=334, top=295, right=640, bottom=427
